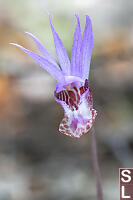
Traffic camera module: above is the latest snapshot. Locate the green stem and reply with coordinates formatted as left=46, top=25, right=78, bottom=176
left=90, top=127, right=103, bottom=200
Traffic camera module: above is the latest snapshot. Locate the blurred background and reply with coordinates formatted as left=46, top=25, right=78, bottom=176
left=0, top=0, right=133, bottom=199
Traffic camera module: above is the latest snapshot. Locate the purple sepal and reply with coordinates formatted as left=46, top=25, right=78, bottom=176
left=49, top=15, right=71, bottom=75
left=10, top=43, right=65, bottom=83
left=80, top=15, right=93, bottom=80
left=71, top=14, right=82, bottom=77
left=25, top=31, right=58, bottom=67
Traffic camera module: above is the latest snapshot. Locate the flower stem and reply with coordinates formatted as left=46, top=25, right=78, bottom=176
left=90, top=127, right=103, bottom=200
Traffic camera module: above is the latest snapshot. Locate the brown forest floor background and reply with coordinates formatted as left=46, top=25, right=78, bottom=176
left=0, top=0, right=133, bottom=199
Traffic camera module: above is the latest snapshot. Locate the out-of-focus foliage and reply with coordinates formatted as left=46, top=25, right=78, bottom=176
left=0, top=0, right=133, bottom=199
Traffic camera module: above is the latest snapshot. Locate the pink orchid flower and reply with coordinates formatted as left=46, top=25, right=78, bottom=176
left=10, top=15, right=97, bottom=138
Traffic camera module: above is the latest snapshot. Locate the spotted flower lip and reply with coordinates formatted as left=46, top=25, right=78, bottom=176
left=10, top=14, right=97, bottom=138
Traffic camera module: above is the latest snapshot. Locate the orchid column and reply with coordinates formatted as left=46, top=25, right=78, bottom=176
left=10, top=14, right=103, bottom=200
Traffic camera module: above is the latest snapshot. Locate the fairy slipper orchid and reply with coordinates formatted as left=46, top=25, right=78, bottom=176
left=10, top=14, right=97, bottom=138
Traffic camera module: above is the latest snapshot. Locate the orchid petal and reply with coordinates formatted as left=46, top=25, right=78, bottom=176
left=10, top=43, right=65, bottom=82
left=71, top=14, right=82, bottom=77
left=24, top=32, right=58, bottom=67
left=49, top=15, right=71, bottom=75
left=55, top=80, right=97, bottom=138
left=81, top=15, right=93, bottom=80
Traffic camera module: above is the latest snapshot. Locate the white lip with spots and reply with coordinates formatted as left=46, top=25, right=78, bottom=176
left=58, top=87, right=97, bottom=138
